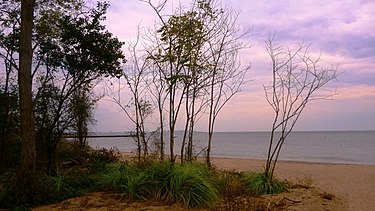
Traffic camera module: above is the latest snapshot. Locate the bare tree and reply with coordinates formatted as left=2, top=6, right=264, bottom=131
left=106, top=30, right=153, bottom=161
left=263, top=35, right=338, bottom=182
left=145, top=51, right=168, bottom=160
left=204, top=5, right=251, bottom=166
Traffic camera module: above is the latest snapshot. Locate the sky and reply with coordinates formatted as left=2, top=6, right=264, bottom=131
left=92, top=0, right=375, bottom=132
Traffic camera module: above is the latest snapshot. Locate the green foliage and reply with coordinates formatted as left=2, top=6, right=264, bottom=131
left=44, top=168, right=77, bottom=201
left=63, top=170, right=97, bottom=192
left=97, top=161, right=218, bottom=208
left=0, top=166, right=98, bottom=208
left=33, top=0, right=125, bottom=175
left=88, top=147, right=121, bottom=173
left=97, top=162, right=130, bottom=191
left=167, top=162, right=218, bottom=208
left=39, top=1, right=125, bottom=78
left=244, top=172, right=288, bottom=195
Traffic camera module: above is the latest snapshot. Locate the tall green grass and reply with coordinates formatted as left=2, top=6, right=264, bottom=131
left=244, top=172, right=288, bottom=195
left=98, top=161, right=219, bottom=208
left=167, top=163, right=218, bottom=208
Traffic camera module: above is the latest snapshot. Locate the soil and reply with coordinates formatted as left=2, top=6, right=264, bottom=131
left=32, top=186, right=345, bottom=211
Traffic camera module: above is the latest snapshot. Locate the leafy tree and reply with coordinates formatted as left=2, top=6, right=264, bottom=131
left=34, top=1, right=125, bottom=174
left=0, top=0, right=124, bottom=175
left=145, top=0, right=250, bottom=164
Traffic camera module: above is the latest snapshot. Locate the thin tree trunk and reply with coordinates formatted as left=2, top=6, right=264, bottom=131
left=169, top=88, right=175, bottom=163
left=187, top=87, right=196, bottom=162
left=158, top=101, right=164, bottom=160
left=206, top=72, right=216, bottom=166
left=181, top=87, right=190, bottom=164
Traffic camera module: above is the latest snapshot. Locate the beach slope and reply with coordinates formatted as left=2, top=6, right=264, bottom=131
left=212, top=157, right=375, bottom=211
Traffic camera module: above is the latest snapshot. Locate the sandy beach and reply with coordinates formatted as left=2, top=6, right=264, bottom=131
left=211, top=157, right=375, bottom=211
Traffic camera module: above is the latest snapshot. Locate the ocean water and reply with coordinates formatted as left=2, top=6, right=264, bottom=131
left=87, top=131, right=375, bottom=165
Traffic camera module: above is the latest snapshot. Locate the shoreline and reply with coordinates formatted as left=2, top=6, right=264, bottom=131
left=211, top=156, right=375, bottom=167
left=121, top=152, right=375, bottom=210
left=120, top=151, right=375, bottom=167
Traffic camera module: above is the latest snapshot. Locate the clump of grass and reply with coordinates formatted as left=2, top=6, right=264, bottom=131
left=97, top=161, right=218, bottom=208
left=97, top=162, right=130, bottom=191
left=244, top=172, right=288, bottom=195
left=167, top=162, right=219, bottom=208
left=44, top=168, right=77, bottom=201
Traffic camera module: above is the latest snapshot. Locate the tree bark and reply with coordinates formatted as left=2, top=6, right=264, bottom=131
left=16, top=0, right=37, bottom=196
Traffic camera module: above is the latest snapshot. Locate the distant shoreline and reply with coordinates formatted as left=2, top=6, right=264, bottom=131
left=88, top=131, right=375, bottom=166
left=93, top=130, right=375, bottom=134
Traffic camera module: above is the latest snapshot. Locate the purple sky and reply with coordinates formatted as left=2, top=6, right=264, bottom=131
left=93, top=0, right=375, bottom=132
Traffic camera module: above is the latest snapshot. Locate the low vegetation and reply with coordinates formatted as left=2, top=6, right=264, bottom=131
left=0, top=141, right=290, bottom=209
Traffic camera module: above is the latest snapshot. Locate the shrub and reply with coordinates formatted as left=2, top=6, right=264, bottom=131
left=87, top=147, right=122, bottom=173
left=90, top=147, right=121, bottom=163
left=215, top=170, right=247, bottom=198
left=56, top=140, right=90, bottom=166
left=244, top=172, right=288, bottom=195
left=0, top=169, right=83, bottom=208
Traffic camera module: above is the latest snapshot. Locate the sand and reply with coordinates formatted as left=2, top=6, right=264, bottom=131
left=211, top=157, right=375, bottom=211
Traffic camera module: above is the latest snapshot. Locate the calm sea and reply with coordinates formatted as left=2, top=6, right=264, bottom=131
left=87, top=131, right=375, bottom=165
